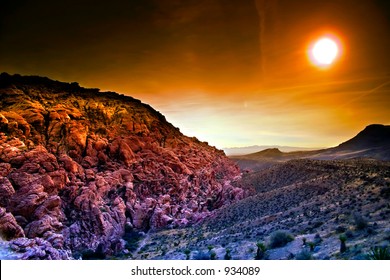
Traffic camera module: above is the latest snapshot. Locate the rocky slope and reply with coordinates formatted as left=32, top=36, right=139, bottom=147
left=136, top=159, right=390, bottom=260
left=0, top=73, right=244, bottom=259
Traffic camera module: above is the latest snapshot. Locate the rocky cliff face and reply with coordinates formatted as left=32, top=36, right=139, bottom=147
left=0, top=73, right=244, bottom=259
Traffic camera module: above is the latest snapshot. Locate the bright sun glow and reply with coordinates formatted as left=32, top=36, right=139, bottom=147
left=310, top=37, right=339, bottom=66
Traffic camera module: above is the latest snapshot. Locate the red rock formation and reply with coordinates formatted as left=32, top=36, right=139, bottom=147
left=0, top=207, right=24, bottom=240
left=0, top=73, right=245, bottom=259
left=9, top=237, right=71, bottom=260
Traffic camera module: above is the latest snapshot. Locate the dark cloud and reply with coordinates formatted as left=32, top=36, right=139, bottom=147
left=0, top=0, right=261, bottom=91
left=0, top=0, right=389, bottom=147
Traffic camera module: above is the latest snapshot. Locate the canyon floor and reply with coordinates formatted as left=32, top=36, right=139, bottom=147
left=127, top=158, right=390, bottom=260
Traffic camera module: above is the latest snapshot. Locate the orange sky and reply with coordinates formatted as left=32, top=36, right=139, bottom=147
left=1, top=0, right=390, bottom=148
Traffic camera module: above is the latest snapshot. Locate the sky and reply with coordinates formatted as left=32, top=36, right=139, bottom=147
left=1, top=0, right=390, bottom=148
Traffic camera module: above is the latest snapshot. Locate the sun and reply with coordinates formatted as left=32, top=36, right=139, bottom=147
left=309, top=37, right=340, bottom=67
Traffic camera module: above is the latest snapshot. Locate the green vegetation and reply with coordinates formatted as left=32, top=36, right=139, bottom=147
left=255, top=242, right=267, bottom=260
left=295, top=249, right=313, bottom=260
left=353, top=213, right=368, bottom=230
left=184, top=249, right=191, bottom=260
left=224, top=248, right=232, bottom=260
left=307, top=242, right=315, bottom=252
left=210, top=250, right=217, bottom=260
left=193, top=251, right=210, bottom=260
left=339, top=234, right=347, bottom=253
left=367, top=246, right=390, bottom=260
left=269, top=231, right=294, bottom=249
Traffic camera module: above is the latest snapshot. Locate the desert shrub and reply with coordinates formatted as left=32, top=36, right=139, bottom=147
left=184, top=249, right=191, bottom=260
left=161, top=248, right=167, bottom=256
left=339, top=234, right=347, bottom=253
left=295, top=249, right=313, bottom=260
left=313, top=221, right=324, bottom=229
left=193, top=251, right=210, bottom=260
left=255, top=242, right=267, bottom=260
left=269, top=231, right=294, bottom=249
left=210, top=250, right=217, bottom=260
left=307, top=242, right=315, bottom=252
left=224, top=248, right=232, bottom=260
left=366, top=227, right=375, bottom=235
left=367, top=246, right=390, bottom=260
left=335, top=226, right=346, bottom=233
left=353, top=213, right=368, bottom=230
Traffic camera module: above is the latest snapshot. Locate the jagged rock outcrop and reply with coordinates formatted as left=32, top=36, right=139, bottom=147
left=0, top=207, right=25, bottom=240
left=0, top=73, right=245, bottom=259
left=9, top=237, right=71, bottom=260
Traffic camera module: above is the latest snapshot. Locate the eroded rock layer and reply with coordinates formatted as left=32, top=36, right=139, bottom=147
left=0, top=73, right=244, bottom=259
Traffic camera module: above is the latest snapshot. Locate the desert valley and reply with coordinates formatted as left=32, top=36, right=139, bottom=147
left=0, top=73, right=389, bottom=260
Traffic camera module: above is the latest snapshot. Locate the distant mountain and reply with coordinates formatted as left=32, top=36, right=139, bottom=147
left=231, top=124, right=390, bottom=172
left=223, top=145, right=320, bottom=156
left=336, top=124, right=390, bottom=150
left=230, top=148, right=319, bottom=172
left=316, top=124, right=390, bottom=160
left=251, top=148, right=284, bottom=157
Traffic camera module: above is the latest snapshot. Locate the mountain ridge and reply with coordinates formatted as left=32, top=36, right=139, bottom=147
left=0, top=73, right=245, bottom=259
left=336, top=124, right=390, bottom=150
left=224, top=145, right=321, bottom=156
left=231, top=124, right=390, bottom=172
